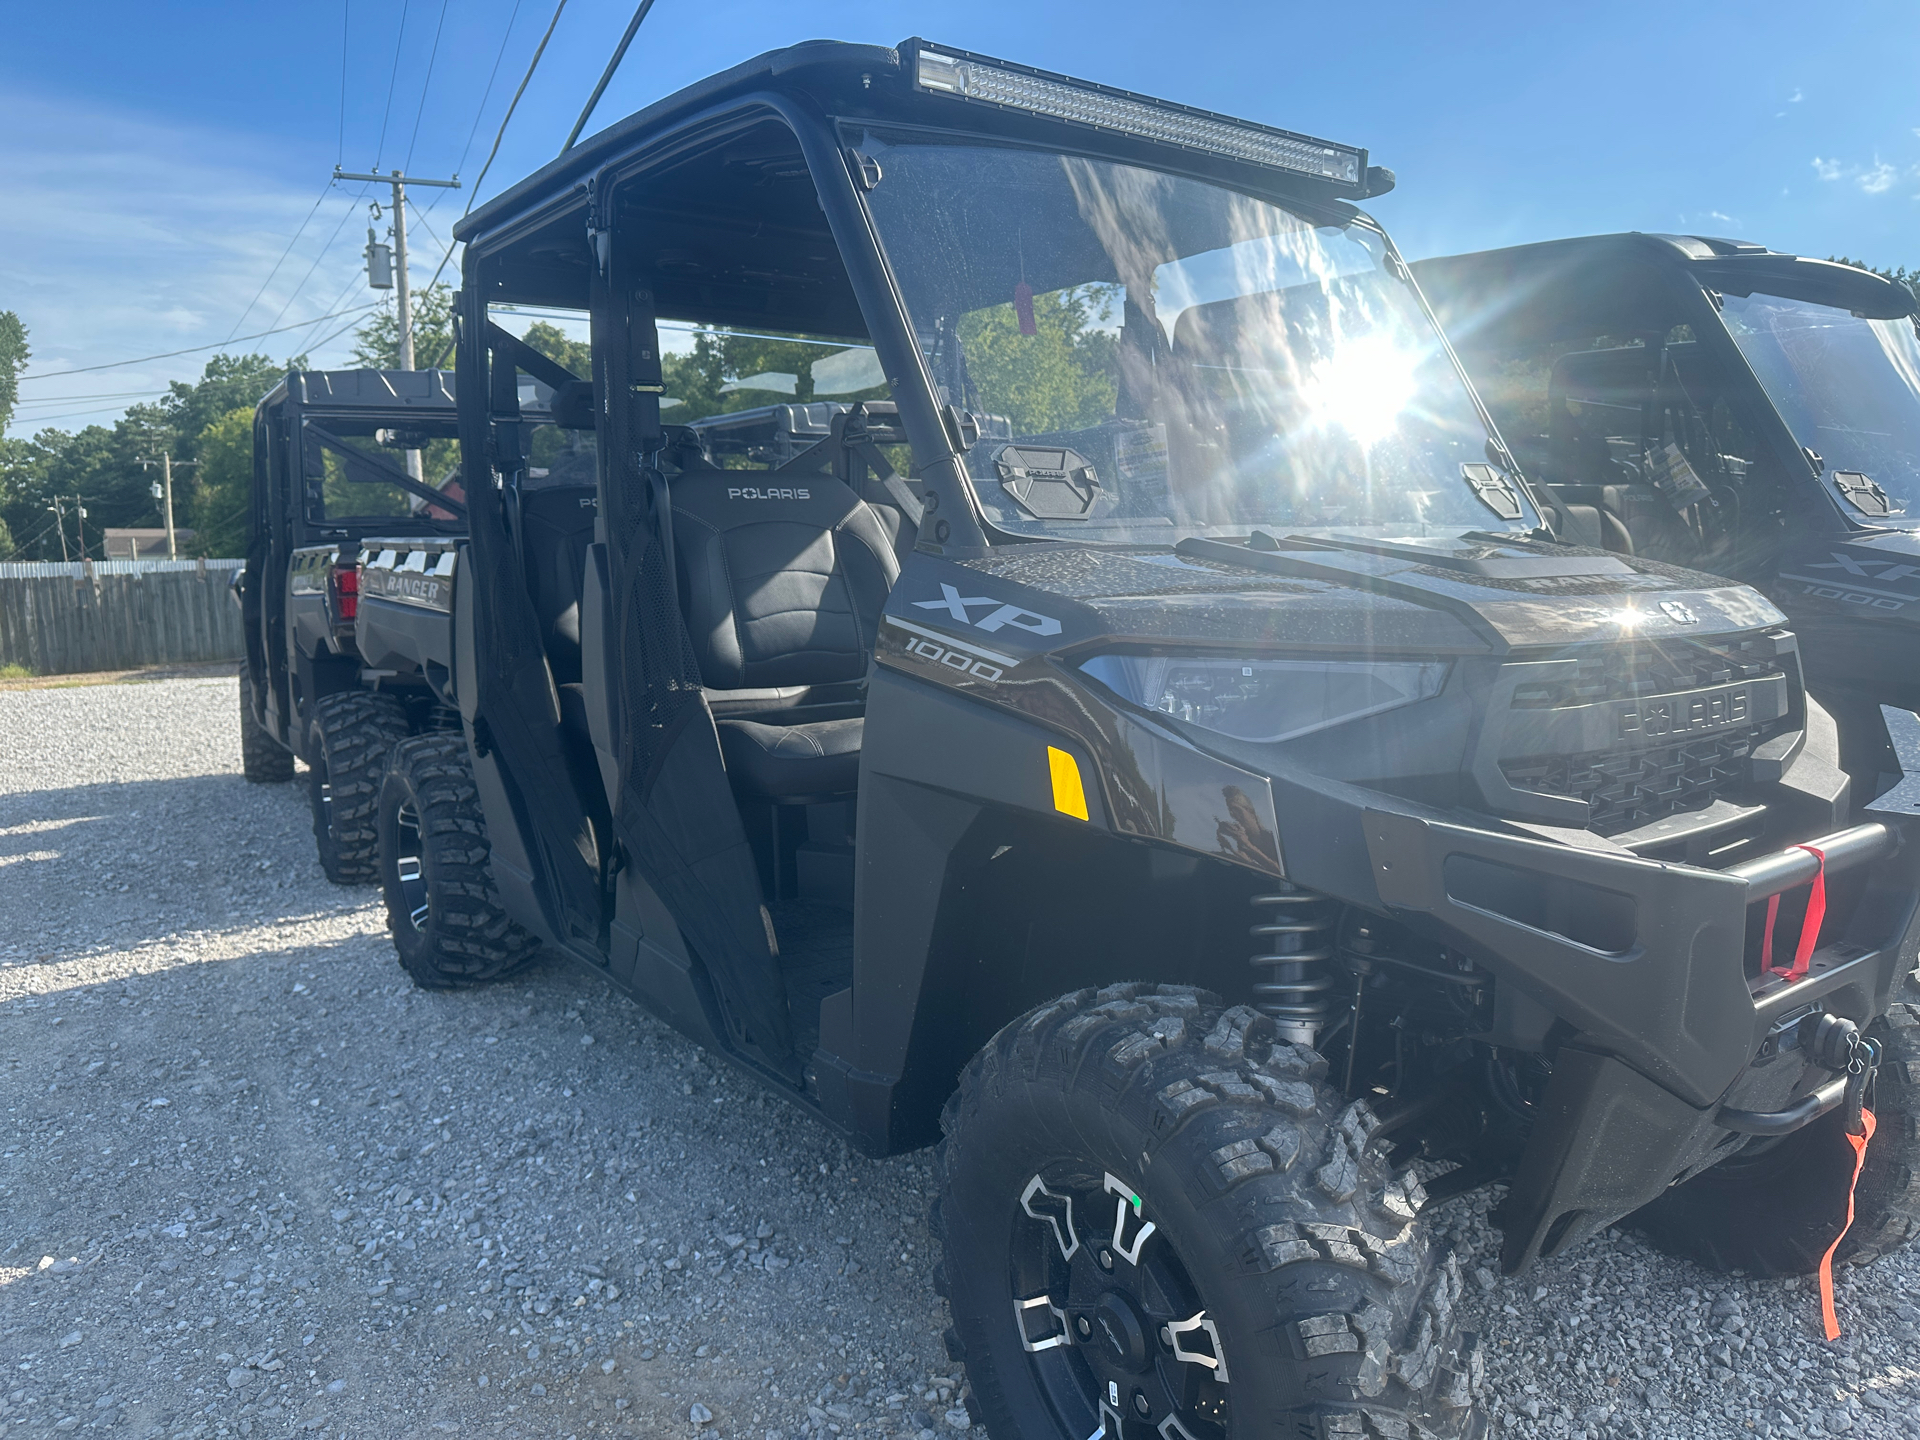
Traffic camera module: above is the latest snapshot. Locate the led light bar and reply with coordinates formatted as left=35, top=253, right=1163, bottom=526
left=908, top=43, right=1364, bottom=189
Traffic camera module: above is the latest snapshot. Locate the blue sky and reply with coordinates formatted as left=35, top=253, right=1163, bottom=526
left=6, top=0, right=1919, bottom=435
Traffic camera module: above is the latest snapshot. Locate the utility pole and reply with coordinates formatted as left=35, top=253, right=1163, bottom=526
left=139, top=453, right=198, bottom=559
left=45, top=497, right=68, bottom=562
left=72, top=495, right=89, bottom=563
left=333, top=168, right=460, bottom=482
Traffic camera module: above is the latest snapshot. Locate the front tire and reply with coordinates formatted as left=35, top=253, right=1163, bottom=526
left=377, top=733, right=539, bottom=990
left=1632, top=1004, right=1920, bottom=1274
left=307, top=691, right=409, bottom=883
left=239, top=670, right=293, bottom=783
left=934, top=984, right=1484, bottom=1440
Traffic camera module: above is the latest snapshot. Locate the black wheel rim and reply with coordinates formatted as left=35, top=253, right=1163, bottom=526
left=394, top=798, right=429, bottom=933
left=1008, top=1167, right=1228, bottom=1440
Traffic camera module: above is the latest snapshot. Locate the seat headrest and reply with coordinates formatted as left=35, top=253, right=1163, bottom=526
left=670, top=471, right=899, bottom=693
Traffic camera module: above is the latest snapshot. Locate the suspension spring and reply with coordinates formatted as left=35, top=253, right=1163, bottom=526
left=1249, top=884, right=1337, bottom=1046
left=425, top=703, right=462, bottom=733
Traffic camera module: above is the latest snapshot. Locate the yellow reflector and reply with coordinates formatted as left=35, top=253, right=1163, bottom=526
left=1047, top=746, right=1089, bottom=821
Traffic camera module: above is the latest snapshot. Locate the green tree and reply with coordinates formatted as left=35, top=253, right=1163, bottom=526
left=157, top=352, right=287, bottom=451
left=0, top=312, right=28, bottom=434
left=351, top=285, right=456, bottom=370
left=0, top=351, right=292, bottom=559
left=956, top=284, right=1118, bottom=434
left=185, top=407, right=255, bottom=557
left=521, top=320, right=590, bottom=377
left=660, top=328, right=888, bottom=426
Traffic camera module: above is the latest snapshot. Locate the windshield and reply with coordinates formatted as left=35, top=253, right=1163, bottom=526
left=1721, top=290, right=1920, bottom=522
left=855, top=131, right=1523, bottom=542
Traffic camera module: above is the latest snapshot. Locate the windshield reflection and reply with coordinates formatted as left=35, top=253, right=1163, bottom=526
left=1722, top=291, right=1920, bottom=522
left=857, top=132, right=1519, bottom=542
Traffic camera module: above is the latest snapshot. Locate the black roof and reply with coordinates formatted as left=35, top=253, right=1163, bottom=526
left=1415, top=233, right=1916, bottom=349
left=458, top=40, right=894, bottom=244
left=456, top=37, right=1378, bottom=249
left=254, top=369, right=459, bottom=420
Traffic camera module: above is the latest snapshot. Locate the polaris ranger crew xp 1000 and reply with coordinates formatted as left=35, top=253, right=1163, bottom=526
left=236, top=369, right=470, bottom=880
left=1416, top=236, right=1920, bottom=795
left=381, top=41, right=1920, bottom=1440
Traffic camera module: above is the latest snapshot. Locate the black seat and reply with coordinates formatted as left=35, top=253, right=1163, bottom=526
left=671, top=465, right=899, bottom=799
left=519, top=485, right=599, bottom=685
left=716, top=716, right=864, bottom=800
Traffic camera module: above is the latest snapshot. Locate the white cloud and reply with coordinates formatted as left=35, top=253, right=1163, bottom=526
left=1808, top=153, right=1920, bottom=198
left=1860, top=161, right=1899, bottom=194
left=1708, top=211, right=1738, bottom=224
left=3, top=88, right=392, bottom=436
left=1788, top=88, right=1803, bottom=103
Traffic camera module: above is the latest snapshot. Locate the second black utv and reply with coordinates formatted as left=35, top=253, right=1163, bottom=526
left=1416, top=234, right=1920, bottom=796
left=234, top=369, right=469, bottom=879
left=370, top=41, right=1920, bottom=1440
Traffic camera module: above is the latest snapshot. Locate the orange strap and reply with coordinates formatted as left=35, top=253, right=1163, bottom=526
left=1818, top=1105, right=1875, bottom=1341
left=1764, top=844, right=1828, bottom=984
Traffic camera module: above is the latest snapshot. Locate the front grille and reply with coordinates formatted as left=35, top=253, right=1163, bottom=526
left=1503, top=731, right=1755, bottom=835
left=1508, top=635, right=1784, bottom=710
left=1493, top=633, right=1794, bottom=837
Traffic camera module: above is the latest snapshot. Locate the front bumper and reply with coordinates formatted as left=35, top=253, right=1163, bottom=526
left=1357, top=801, right=1920, bottom=1270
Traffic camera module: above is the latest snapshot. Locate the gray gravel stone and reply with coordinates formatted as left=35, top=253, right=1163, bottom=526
left=3, top=672, right=1918, bottom=1439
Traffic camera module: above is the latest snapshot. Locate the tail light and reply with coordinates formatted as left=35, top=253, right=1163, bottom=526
left=328, top=563, right=359, bottom=625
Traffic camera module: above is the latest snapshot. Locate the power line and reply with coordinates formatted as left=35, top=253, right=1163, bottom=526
left=372, top=0, right=414, bottom=169
left=11, top=388, right=171, bottom=406
left=423, top=0, right=569, bottom=298
left=337, top=0, right=351, bottom=166
left=407, top=202, right=450, bottom=253
left=453, top=0, right=528, bottom=181
left=562, top=0, right=659, bottom=154
left=404, top=0, right=453, bottom=173
left=290, top=264, right=378, bottom=357
left=305, top=307, right=382, bottom=358
left=263, top=186, right=370, bottom=333
left=19, top=305, right=382, bottom=380
left=289, top=268, right=372, bottom=357
left=224, top=186, right=333, bottom=342
left=468, top=0, right=569, bottom=209
left=7, top=403, right=150, bottom=426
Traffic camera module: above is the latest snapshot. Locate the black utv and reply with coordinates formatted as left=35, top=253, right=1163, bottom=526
left=1415, top=235, right=1920, bottom=796
left=234, top=368, right=470, bottom=881
left=370, top=41, right=1920, bottom=1440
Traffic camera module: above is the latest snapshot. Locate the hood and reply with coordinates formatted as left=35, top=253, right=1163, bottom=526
left=949, top=533, right=1784, bottom=656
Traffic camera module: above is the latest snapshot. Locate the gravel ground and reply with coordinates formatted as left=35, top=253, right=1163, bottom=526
left=2, top=674, right=1919, bottom=1440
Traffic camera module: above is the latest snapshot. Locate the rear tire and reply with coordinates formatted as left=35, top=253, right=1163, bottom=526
left=308, top=691, right=410, bottom=883
left=239, top=671, right=293, bottom=784
left=1631, top=1005, right=1920, bottom=1274
left=934, top=984, right=1485, bottom=1440
left=377, top=732, right=540, bottom=989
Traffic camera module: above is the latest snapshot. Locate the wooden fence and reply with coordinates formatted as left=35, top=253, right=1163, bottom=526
left=0, top=559, right=246, bottom=675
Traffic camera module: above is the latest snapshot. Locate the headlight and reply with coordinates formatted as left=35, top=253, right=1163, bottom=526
left=1080, top=654, right=1447, bottom=744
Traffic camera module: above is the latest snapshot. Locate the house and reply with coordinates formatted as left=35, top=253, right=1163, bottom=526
left=102, top=529, right=196, bottom=560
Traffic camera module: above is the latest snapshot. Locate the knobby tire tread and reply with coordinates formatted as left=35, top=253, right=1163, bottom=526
left=932, top=984, right=1486, bottom=1440
left=239, top=671, right=294, bottom=784
left=379, top=733, right=539, bottom=990
left=309, top=690, right=410, bottom=884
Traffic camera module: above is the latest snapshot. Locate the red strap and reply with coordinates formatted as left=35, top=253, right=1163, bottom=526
left=1764, top=844, right=1828, bottom=984
left=1819, top=1106, right=1876, bottom=1341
